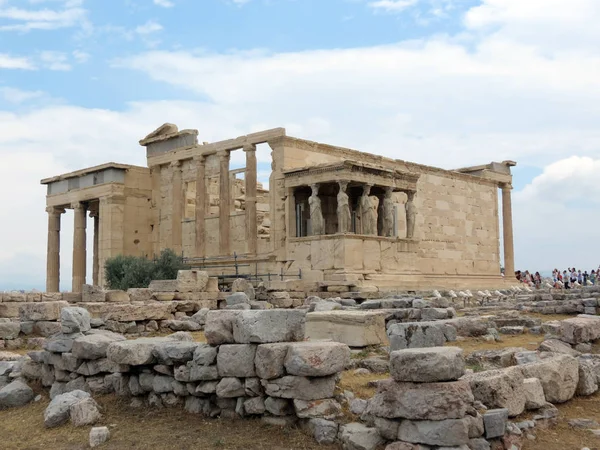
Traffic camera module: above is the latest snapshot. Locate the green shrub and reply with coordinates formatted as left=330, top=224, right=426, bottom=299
left=104, top=249, right=188, bottom=290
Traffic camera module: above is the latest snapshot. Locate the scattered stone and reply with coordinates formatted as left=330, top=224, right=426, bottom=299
left=523, top=378, right=546, bottom=410
left=569, top=418, right=600, bottom=429
left=307, top=418, right=338, bottom=445
left=89, top=426, right=110, bottom=448
left=61, top=307, right=91, bottom=334
left=538, top=339, right=580, bottom=357
left=0, top=379, right=34, bottom=409
left=44, top=390, right=91, bottom=428
left=231, top=279, right=256, bottom=301
left=69, top=396, right=101, bottom=426
left=519, top=354, right=579, bottom=403
left=463, top=367, right=525, bottom=417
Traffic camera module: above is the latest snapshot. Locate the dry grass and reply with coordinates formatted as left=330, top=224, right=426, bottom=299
left=446, top=333, right=546, bottom=355
left=0, top=386, right=340, bottom=450
left=338, top=370, right=389, bottom=399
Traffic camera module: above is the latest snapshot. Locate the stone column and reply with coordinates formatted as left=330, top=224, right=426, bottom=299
left=171, top=160, right=183, bottom=254
left=194, top=155, right=206, bottom=257
left=72, top=202, right=87, bottom=293
left=405, top=191, right=416, bottom=239
left=90, top=210, right=100, bottom=286
left=218, top=150, right=231, bottom=255
left=501, top=183, right=515, bottom=279
left=244, top=144, right=258, bottom=254
left=46, top=206, right=64, bottom=293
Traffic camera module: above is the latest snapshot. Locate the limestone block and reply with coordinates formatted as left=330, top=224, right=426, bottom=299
left=0, top=303, right=20, bottom=318
left=62, top=293, right=82, bottom=303
left=284, top=342, right=350, bottom=377
left=462, top=366, right=525, bottom=417
left=192, top=343, right=218, bottom=366
left=127, top=288, right=152, bottom=302
left=82, top=285, right=105, bottom=303
left=268, top=292, right=293, bottom=308
left=523, top=378, right=546, bottom=410
left=232, top=279, right=256, bottom=301
left=307, top=418, right=339, bottom=445
left=34, top=321, right=62, bottom=337
left=152, top=341, right=199, bottom=365
left=176, top=270, right=209, bottom=293
left=244, top=396, right=265, bottom=415
left=19, top=301, right=68, bottom=321
left=561, top=316, right=600, bottom=344
left=89, top=426, right=110, bottom=448
left=204, top=311, right=240, bottom=345
left=518, top=354, right=579, bottom=403
left=231, top=310, right=306, bottom=344
left=390, top=347, right=465, bottom=382
left=72, top=333, right=126, bottom=360
left=216, top=377, right=245, bottom=398
left=217, top=344, right=257, bottom=377
left=148, top=280, right=178, bottom=292
left=26, top=292, right=42, bottom=302
left=366, top=379, right=474, bottom=420
left=339, top=423, right=384, bottom=450
left=107, top=337, right=175, bottom=366
left=105, top=290, right=130, bottom=303
left=188, top=364, right=219, bottom=381
left=421, top=308, right=450, bottom=321
left=153, top=375, right=175, bottom=393
left=226, top=292, right=250, bottom=306
left=3, top=292, right=26, bottom=302
left=397, top=418, right=470, bottom=447
left=69, top=397, right=101, bottom=426
left=293, top=398, right=342, bottom=420
left=44, top=332, right=83, bottom=353
left=482, top=409, right=508, bottom=439
left=0, top=322, right=20, bottom=340
left=44, top=390, right=91, bottom=427
left=0, top=380, right=34, bottom=409
left=577, top=358, right=598, bottom=396
left=61, top=307, right=91, bottom=334
left=388, top=322, right=446, bottom=351
left=305, top=311, right=388, bottom=348
left=255, top=343, right=290, bottom=379
left=262, top=375, right=337, bottom=401
left=101, top=303, right=173, bottom=322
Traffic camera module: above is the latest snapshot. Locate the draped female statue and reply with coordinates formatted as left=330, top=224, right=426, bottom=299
left=337, top=181, right=351, bottom=233
left=309, top=184, right=324, bottom=235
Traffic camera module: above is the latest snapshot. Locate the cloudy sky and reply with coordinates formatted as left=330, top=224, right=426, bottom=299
left=0, top=0, right=599, bottom=291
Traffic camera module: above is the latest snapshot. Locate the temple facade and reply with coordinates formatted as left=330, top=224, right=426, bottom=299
left=41, top=124, right=516, bottom=292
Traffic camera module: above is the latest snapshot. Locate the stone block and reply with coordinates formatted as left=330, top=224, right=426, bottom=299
left=107, top=337, right=174, bottom=366
left=44, top=332, right=83, bottom=353
left=388, top=322, right=446, bottom=351
left=0, top=380, right=34, bottom=409
left=305, top=311, right=388, bottom=347
left=0, top=322, right=20, bottom=340
left=217, top=344, right=257, bottom=377
left=339, top=423, right=384, bottom=450
left=255, top=343, right=290, bottom=379
left=482, top=409, right=508, bottom=439
left=215, top=377, right=245, bottom=398
left=421, top=308, right=449, bottom=321
left=268, top=291, right=293, bottom=308
left=518, top=354, right=579, bottom=403
left=397, top=418, right=470, bottom=447
left=463, top=367, right=525, bottom=417
left=293, top=398, right=342, bottom=420
left=577, top=358, right=598, bottom=396
left=232, top=279, right=256, bottom=301
left=44, top=390, right=91, bottom=428
left=148, top=280, right=178, bottom=292
left=538, top=339, right=579, bottom=356
left=89, top=426, right=110, bottom=448
left=231, top=310, right=305, bottom=344
left=127, top=288, right=152, bottom=302
left=284, top=341, right=350, bottom=377
left=523, top=378, right=546, bottom=410
left=176, top=270, right=209, bottom=293
left=561, top=316, right=600, bottom=344
left=105, top=290, right=130, bottom=303
left=307, top=418, right=339, bottom=445
left=34, top=321, right=62, bottom=337
left=204, top=311, right=240, bottom=345
left=262, top=375, right=336, bottom=401
left=82, top=285, right=105, bottom=303
left=366, top=379, right=474, bottom=420
left=226, top=292, right=250, bottom=306
left=390, top=347, right=465, bottom=382
left=0, top=303, right=20, bottom=318
left=69, top=397, right=101, bottom=426
left=152, top=341, right=199, bottom=365
left=61, top=307, right=91, bottom=334
left=19, top=301, right=68, bottom=321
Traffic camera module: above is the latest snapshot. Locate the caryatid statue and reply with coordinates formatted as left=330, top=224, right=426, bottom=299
left=405, top=191, right=416, bottom=239
left=382, top=186, right=395, bottom=237
left=360, top=184, right=377, bottom=235
left=337, top=181, right=351, bottom=233
left=309, top=183, right=324, bottom=235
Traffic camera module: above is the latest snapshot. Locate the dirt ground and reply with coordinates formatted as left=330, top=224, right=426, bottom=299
left=0, top=388, right=341, bottom=450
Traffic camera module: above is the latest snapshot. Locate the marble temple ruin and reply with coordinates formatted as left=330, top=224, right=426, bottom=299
left=41, top=124, right=516, bottom=292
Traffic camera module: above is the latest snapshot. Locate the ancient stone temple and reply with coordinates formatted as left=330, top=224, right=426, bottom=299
left=41, top=124, right=516, bottom=292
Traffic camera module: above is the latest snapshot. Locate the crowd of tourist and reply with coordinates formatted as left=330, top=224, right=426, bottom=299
left=514, top=268, right=600, bottom=289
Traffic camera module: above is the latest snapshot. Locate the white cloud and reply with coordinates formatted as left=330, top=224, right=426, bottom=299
left=39, top=51, right=71, bottom=70
left=0, top=53, right=35, bottom=69
left=72, top=49, right=90, bottom=63
left=135, top=19, right=163, bottom=35
left=0, top=87, right=44, bottom=103
left=0, top=0, right=88, bottom=32
left=368, top=0, right=419, bottom=13
left=153, top=0, right=174, bottom=7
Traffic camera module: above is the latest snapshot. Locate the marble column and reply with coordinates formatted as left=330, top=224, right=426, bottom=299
left=501, top=183, right=515, bottom=279
left=72, top=202, right=87, bottom=293
left=90, top=210, right=100, bottom=286
left=405, top=191, right=416, bottom=239
left=218, top=150, right=231, bottom=255
left=194, top=155, right=206, bottom=257
left=170, top=160, right=183, bottom=254
left=46, top=206, right=64, bottom=293
left=244, top=144, right=258, bottom=254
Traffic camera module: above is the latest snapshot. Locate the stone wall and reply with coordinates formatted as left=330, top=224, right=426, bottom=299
left=516, top=287, right=600, bottom=315
left=21, top=307, right=351, bottom=428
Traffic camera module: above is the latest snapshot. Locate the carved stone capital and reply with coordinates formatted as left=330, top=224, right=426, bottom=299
left=46, top=206, right=65, bottom=215
left=217, top=150, right=230, bottom=161
left=501, top=182, right=513, bottom=191
left=71, top=202, right=86, bottom=211
left=243, top=143, right=257, bottom=152
left=170, top=160, right=182, bottom=169
left=193, top=154, right=206, bottom=163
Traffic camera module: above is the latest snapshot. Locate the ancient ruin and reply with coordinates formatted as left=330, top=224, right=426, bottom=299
left=41, top=124, right=516, bottom=293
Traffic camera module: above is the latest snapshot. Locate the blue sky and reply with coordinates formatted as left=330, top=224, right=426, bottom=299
left=1, top=0, right=600, bottom=290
